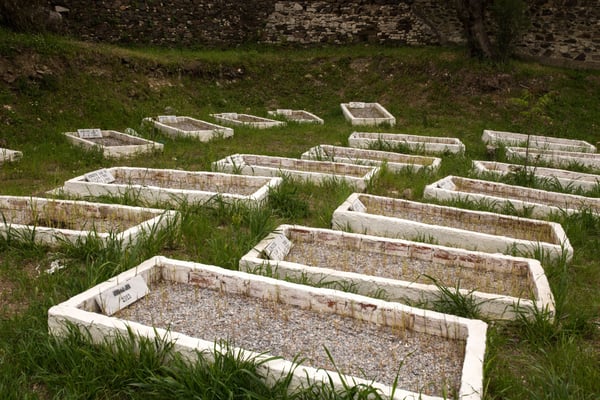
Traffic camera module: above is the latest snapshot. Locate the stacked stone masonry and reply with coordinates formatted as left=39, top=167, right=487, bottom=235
left=55, top=0, right=599, bottom=68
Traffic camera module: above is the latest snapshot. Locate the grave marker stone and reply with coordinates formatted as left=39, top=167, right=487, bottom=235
left=95, top=275, right=149, bottom=316
left=77, top=128, right=103, bottom=139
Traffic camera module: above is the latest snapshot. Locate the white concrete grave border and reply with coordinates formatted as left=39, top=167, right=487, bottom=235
left=57, top=167, right=281, bottom=207
left=48, top=255, right=487, bottom=400
left=505, top=147, right=600, bottom=170
left=145, top=115, right=234, bottom=141
left=211, top=112, right=285, bottom=128
left=268, top=109, right=324, bottom=124
left=241, top=225, right=554, bottom=321
left=0, top=196, right=177, bottom=247
left=213, top=154, right=380, bottom=191
left=0, top=147, right=22, bottom=163
left=473, top=160, right=600, bottom=192
left=64, top=129, right=164, bottom=158
left=301, top=145, right=441, bottom=172
left=348, top=132, right=465, bottom=154
left=482, top=129, right=596, bottom=153
left=340, top=102, right=396, bottom=126
left=424, top=175, right=600, bottom=217
left=332, top=193, right=572, bottom=262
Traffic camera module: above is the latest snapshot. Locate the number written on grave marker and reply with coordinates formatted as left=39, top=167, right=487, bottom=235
left=351, top=198, right=367, bottom=213
left=84, top=169, right=116, bottom=184
left=263, top=234, right=292, bottom=261
left=95, top=275, right=149, bottom=316
left=77, top=128, right=103, bottom=139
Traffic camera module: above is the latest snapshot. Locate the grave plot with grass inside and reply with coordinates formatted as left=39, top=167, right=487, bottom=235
left=424, top=176, right=600, bottom=218
left=48, top=255, right=487, bottom=400
left=0, top=147, right=22, bottom=163
left=505, top=147, right=600, bottom=171
left=213, top=154, right=379, bottom=191
left=211, top=112, right=285, bottom=128
left=0, top=196, right=177, bottom=246
left=340, top=102, right=396, bottom=126
left=473, top=160, right=600, bottom=192
left=64, top=129, right=163, bottom=158
left=145, top=115, right=233, bottom=141
left=301, top=145, right=441, bottom=172
left=482, top=129, right=596, bottom=152
left=332, top=193, right=572, bottom=262
left=348, top=132, right=465, bottom=154
left=241, top=225, right=554, bottom=321
left=57, top=167, right=281, bottom=206
left=268, top=109, right=324, bottom=124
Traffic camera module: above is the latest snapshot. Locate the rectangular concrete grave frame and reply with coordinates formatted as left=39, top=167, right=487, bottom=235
left=505, top=147, right=600, bottom=171
left=268, top=109, right=324, bottom=124
left=332, top=193, right=572, bottom=262
left=301, top=144, right=441, bottom=172
left=211, top=112, right=285, bottom=128
left=482, top=129, right=596, bottom=152
left=0, top=196, right=177, bottom=247
left=145, top=116, right=234, bottom=141
left=473, top=160, right=600, bottom=192
left=213, top=154, right=379, bottom=191
left=424, top=175, right=600, bottom=217
left=64, top=130, right=164, bottom=159
left=241, top=225, right=554, bottom=321
left=0, top=147, right=22, bottom=163
left=340, top=102, right=396, bottom=126
left=348, top=132, right=465, bottom=154
left=48, top=255, right=487, bottom=400
left=58, top=167, right=281, bottom=206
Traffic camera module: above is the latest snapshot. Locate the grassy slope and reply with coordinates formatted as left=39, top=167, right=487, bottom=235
left=0, top=29, right=599, bottom=399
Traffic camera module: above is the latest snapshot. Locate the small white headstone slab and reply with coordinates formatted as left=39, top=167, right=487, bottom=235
left=221, top=113, right=238, bottom=119
left=124, top=127, right=139, bottom=137
left=438, top=179, right=457, bottom=191
left=96, top=275, right=149, bottom=316
left=349, top=102, right=365, bottom=108
left=277, top=109, right=293, bottom=116
left=351, top=198, right=367, bottom=213
left=77, top=128, right=103, bottom=139
left=228, top=154, right=246, bottom=167
left=84, top=169, right=116, bottom=184
left=158, top=115, right=178, bottom=123
left=263, top=234, right=292, bottom=261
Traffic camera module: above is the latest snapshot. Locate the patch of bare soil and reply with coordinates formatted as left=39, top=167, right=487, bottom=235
left=0, top=259, right=39, bottom=317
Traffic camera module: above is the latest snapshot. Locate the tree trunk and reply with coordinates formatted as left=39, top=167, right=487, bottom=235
left=454, top=0, right=494, bottom=59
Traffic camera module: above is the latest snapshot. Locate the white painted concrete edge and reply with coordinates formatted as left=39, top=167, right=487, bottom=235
left=48, top=255, right=486, bottom=400
left=332, top=192, right=573, bottom=263
left=240, top=225, right=555, bottom=321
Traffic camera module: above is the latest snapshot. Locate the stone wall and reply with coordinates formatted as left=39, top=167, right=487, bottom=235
left=51, top=0, right=599, bottom=68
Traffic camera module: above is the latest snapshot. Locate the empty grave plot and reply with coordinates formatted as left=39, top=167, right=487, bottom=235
left=211, top=112, right=285, bottom=128
left=146, top=115, right=233, bottom=141
left=424, top=176, right=600, bottom=218
left=268, top=109, right=324, bottom=124
left=340, top=102, right=396, bottom=126
left=0, top=147, right=22, bottom=163
left=48, top=256, right=487, bottom=400
left=64, top=129, right=163, bottom=158
left=213, top=154, right=379, bottom=191
left=59, top=167, right=281, bottom=206
left=0, top=196, right=176, bottom=246
left=482, top=129, right=596, bottom=152
left=473, top=160, right=600, bottom=192
left=348, top=132, right=465, bottom=154
left=505, top=147, right=600, bottom=171
left=301, top=145, right=441, bottom=172
left=241, top=225, right=554, bottom=321
left=332, top=193, right=572, bottom=262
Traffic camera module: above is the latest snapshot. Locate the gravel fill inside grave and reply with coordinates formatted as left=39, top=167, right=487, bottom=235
left=117, top=281, right=465, bottom=397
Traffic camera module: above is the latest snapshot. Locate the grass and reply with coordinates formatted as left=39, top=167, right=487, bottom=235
left=0, top=27, right=599, bottom=398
